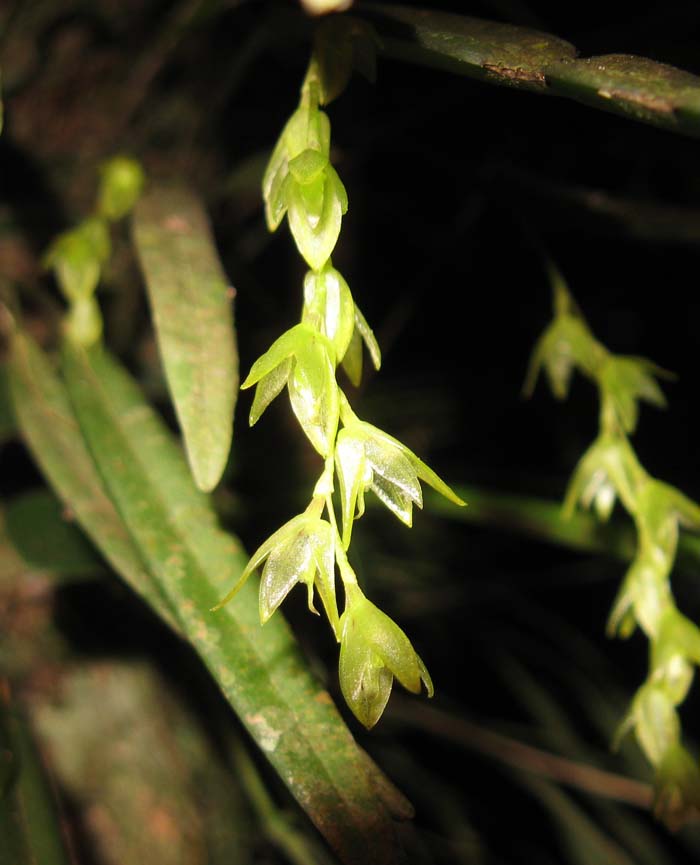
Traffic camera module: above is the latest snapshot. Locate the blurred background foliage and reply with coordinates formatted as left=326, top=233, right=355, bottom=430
left=4, top=0, right=700, bottom=862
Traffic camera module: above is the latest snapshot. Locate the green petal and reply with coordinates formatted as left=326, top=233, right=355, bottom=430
left=259, top=527, right=316, bottom=623
left=242, top=323, right=309, bottom=389
left=249, top=357, right=292, bottom=425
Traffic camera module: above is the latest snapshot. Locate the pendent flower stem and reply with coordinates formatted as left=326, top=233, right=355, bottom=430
left=217, top=23, right=464, bottom=728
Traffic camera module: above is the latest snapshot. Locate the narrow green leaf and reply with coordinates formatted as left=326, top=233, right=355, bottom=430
left=4, top=489, right=103, bottom=579
left=61, top=344, right=409, bottom=865
left=133, top=185, right=238, bottom=493
left=361, top=6, right=700, bottom=139
left=546, top=55, right=700, bottom=135
left=8, top=330, right=178, bottom=631
left=364, top=4, right=576, bottom=92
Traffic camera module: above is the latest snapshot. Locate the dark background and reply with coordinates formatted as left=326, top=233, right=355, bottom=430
left=4, top=1, right=700, bottom=862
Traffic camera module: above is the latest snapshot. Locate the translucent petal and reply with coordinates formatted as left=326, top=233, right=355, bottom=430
left=335, top=430, right=366, bottom=547
left=259, top=527, right=316, bottom=623
left=371, top=473, right=414, bottom=526
left=249, top=357, right=292, bottom=425
left=213, top=514, right=309, bottom=610
left=363, top=422, right=463, bottom=507
left=288, top=337, right=339, bottom=456
left=242, top=323, right=308, bottom=389
left=365, top=437, right=422, bottom=505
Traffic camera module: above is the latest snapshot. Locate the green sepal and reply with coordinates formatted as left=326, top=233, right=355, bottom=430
left=212, top=514, right=310, bottom=610
left=598, top=354, right=669, bottom=433
left=249, top=357, right=292, bottom=425
left=287, top=165, right=347, bottom=271
left=262, top=106, right=331, bottom=232
left=303, top=264, right=355, bottom=362
left=288, top=333, right=339, bottom=456
left=242, top=323, right=308, bottom=390
left=652, top=607, right=698, bottom=705
left=340, top=303, right=382, bottom=387
left=631, top=682, right=680, bottom=766
left=353, top=304, right=381, bottom=371
left=339, top=589, right=433, bottom=729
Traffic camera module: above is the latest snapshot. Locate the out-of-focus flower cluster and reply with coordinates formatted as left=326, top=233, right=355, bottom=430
left=528, top=265, right=700, bottom=827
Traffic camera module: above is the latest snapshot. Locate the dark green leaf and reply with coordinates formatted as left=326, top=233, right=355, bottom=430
left=8, top=330, right=178, bottom=631
left=364, top=3, right=576, bottom=92
left=61, top=343, right=410, bottom=865
left=546, top=55, right=700, bottom=134
left=133, top=185, right=238, bottom=493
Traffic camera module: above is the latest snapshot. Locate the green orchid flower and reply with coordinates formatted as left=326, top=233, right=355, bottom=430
left=563, top=433, right=645, bottom=521
left=334, top=395, right=464, bottom=546
left=242, top=323, right=339, bottom=457
left=598, top=354, right=670, bottom=434
left=262, top=100, right=347, bottom=270
left=213, top=509, right=339, bottom=636
left=43, top=216, right=111, bottom=304
left=339, top=585, right=433, bottom=729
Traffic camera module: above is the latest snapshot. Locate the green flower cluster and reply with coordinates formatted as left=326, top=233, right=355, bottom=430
left=528, top=264, right=700, bottom=827
left=43, top=156, right=145, bottom=346
left=216, top=50, right=464, bottom=728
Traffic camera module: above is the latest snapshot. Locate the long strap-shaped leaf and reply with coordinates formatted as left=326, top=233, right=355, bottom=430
left=0, top=687, right=72, bottom=865
left=8, top=331, right=179, bottom=631
left=132, top=185, right=238, bottom=493
left=363, top=4, right=700, bottom=138
left=60, top=342, right=410, bottom=865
